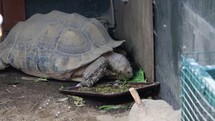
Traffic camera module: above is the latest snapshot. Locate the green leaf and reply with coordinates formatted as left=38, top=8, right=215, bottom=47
left=130, top=69, right=147, bottom=82
left=72, top=96, right=85, bottom=107
left=33, top=78, right=48, bottom=83
left=98, top=105, right=128, bottom=111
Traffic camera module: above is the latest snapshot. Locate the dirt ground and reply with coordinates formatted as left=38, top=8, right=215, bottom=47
left=0, top=68, right=130, bottom=121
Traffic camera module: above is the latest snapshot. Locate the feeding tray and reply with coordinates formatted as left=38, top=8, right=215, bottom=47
left=59, top=81, right=160, bottom=104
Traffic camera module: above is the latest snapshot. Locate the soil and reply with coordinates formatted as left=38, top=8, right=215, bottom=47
left=0, top=68, right=129, bottom=121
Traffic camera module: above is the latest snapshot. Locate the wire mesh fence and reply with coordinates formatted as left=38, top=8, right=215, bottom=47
left=181, top=52, right=215, bottom=121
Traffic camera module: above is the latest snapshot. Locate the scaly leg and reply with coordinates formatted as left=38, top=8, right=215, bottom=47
left=79, top=56, right=107, bottom=87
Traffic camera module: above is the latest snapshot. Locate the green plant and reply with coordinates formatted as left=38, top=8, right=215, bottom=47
left=98, top=105, right=128, bottom=111
left=33, top=77, right=48, bottom=83
left=129, top=69, right=147, bottom=82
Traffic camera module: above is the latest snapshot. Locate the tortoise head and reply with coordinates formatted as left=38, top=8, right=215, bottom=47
left=107, top=52, right=133, bottom=79
left=116, top=55, right=133, bottom=79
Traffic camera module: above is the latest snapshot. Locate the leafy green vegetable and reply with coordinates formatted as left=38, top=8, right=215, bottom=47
left=78, top=83, right=131, bottom=94
left=98, top=105, right=128, bottom=111
left=72, top=96, right=85, bottom=107
left=129, top=69, right=147, bottom=82
left=33, top=78, right=48, bottom=83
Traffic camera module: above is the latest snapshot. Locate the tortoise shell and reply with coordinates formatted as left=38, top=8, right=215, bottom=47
left=0, top=11, right=124, bottom=79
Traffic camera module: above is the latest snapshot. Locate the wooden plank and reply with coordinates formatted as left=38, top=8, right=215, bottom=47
left=2, top=0, right=26, bottom=30
left=116, top=0, right=154, bottom=82
left=0, top=0, right=3, bottom=14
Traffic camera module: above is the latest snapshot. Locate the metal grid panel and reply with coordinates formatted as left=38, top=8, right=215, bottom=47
left=181, top=53, right=215, bottom=121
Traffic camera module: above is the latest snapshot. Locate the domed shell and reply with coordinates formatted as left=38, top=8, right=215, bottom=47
left=2, top=11, right=124, bottom=79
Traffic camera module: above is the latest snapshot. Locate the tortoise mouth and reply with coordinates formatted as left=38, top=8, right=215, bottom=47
left=118, top=69, right=133, bottom=79
left=116, top=72, right=133, bottom=81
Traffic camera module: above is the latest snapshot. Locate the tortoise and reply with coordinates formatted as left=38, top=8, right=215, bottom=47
left=0, top=11, right=133, bottom=87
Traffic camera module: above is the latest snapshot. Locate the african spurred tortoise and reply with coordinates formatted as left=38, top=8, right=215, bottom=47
left=0, top=11, right=133, bottom=87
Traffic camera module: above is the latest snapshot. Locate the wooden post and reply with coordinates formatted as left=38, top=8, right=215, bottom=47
left=129, top=88, right=144, bottom=109
left=1, top=0, right=25, bottom=31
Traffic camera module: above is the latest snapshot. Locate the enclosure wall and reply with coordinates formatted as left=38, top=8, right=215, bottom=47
left=154, top=0, right=215, bottom=109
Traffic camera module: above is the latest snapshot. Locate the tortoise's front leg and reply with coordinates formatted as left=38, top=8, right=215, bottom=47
left=79, top=57, right=108, bottom=87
